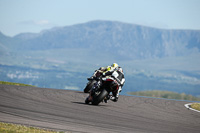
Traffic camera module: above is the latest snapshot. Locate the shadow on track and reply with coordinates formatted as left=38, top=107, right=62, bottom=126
left=71, top=101, right=107, bottom=106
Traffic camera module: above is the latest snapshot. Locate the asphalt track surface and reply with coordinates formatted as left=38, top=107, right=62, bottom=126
left=0, top=84, right=200, bottom=133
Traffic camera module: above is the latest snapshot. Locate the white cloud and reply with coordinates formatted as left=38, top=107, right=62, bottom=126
left=19, top=20, right=50, bottom=26
left=35, top=20, right=49, bottom=25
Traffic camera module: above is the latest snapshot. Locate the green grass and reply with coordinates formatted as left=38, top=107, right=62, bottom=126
left=128, top=90, right=200, bottom=101
left=0, top=81, right=35, bottom=87
left=191, top=103, right=200, bottom=111
left=0, top=122, right=65, bottom=133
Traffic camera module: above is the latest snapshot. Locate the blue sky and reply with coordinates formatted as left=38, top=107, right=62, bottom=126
left=0, top=0, right=200, bottom=36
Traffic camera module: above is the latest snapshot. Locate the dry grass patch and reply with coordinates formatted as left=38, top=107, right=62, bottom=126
left=191, top=103, right=200, bottom=111
left=0, top=122, right=65, bottom=133
left=0, top=81, right=35, bottom=87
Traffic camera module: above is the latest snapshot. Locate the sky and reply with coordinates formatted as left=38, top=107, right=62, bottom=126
left=0, top=0, right=200, bottom=36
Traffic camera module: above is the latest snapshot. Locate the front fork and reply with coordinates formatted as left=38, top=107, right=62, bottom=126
left=88, top=79, right=105, bottom=102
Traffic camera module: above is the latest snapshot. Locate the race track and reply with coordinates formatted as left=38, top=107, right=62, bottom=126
left=0, top=84, right=200, bottom=133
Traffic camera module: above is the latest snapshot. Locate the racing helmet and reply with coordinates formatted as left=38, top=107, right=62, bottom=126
left=111, top=63, right=119, bottom=69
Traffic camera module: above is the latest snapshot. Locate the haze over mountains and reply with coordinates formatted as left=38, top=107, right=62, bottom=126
left=0, top=20, right=200, bottom=96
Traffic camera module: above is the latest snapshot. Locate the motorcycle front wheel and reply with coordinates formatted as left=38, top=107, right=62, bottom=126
left=84, top=80, right=96, bottom=93
left=92, top=89, right=108, bottom=105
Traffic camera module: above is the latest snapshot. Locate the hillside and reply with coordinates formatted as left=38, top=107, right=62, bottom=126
left=0, top=20, right=200, bottom=96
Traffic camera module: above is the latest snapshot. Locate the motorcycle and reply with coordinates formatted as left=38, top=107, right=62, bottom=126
left=85, top=73, right=120, bottom=105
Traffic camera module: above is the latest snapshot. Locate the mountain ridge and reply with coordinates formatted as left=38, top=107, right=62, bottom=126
left=1, top=20, right=200, bottom=59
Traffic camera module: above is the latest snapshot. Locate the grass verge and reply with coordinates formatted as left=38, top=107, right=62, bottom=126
left=0, top=81, right=35, bottom=87
left=128, top=90, right=200, bottom=101
left=190, top=103, right=200, bottom=111
left=0, top=122, right=64, bottom=133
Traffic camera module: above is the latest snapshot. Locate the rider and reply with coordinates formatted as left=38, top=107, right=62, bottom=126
left=89, top=63, right=125, bottom=102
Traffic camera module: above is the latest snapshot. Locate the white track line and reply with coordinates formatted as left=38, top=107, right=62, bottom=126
left=184, top=103, right=200, bottom=113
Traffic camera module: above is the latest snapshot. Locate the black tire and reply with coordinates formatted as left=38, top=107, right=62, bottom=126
left=84, top=80, right=96, bottom=93
left=85, top=97, right=90, bottom=104
left=92, top=89, right=108, bottom=105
